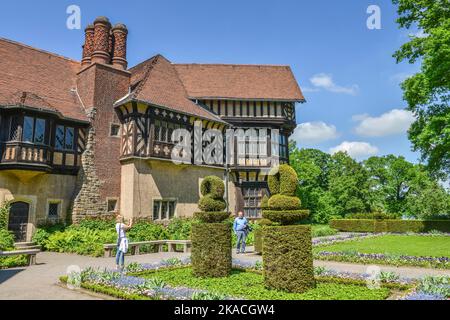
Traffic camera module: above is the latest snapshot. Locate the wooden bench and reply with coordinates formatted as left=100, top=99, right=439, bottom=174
left=103, top=240, right=191, bottom=258
left=0, top=249, right=40, bottom=266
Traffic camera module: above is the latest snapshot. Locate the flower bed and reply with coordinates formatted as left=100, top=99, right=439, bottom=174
left=312, top=232, right=381, bottom=247
left=314, top=251, right=449, bottom=269
left=61, top=259, right=414, bottom=300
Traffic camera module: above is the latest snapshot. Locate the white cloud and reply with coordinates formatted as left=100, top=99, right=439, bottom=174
left=329, top=141, right=379, bottom=159
left=390, top=72, right=413, bottom=84
left=301, top=87, right=320, bottom=93
left=292, top=122, right=339, bottom=144
left=309, top=73, right=359, bottom=95
left=354, top=109, right=415, bottom=137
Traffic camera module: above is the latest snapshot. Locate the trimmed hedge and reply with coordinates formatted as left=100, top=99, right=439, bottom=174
left=200, top=176, right=225, bottom=199
left=194, top=212, right=230, bottom=223
left=278, top=165, right=298, bottom=196
left=330, top=219, right=450, bottom=233
left=346, top=212, right=399, bottom=220
left=261, top=195, right=269, bottom=210
left=198, top=195, right=226, bottom=212
left=254, top=229, right=263, bottom=253
left=268, top=194, right=301, bottom=211
left=191, top=223, right=232, bottom=277
left=262, top=225, right=316, bottom=293
left=262, top=210, right=310, bottom=225
left=267, top=167, right=281, bottom=195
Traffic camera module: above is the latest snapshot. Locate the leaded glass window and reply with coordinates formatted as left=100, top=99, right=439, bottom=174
left=23, top=116, right=34, bottom=142
left=34, top=118, right=45, bottom=144
left=55, top=125, right=75, bottom=150
left=9, top=116, right=21, bottom=141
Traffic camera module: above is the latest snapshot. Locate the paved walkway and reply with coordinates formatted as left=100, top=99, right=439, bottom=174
left=0, top=251, right=189, bottom=300
left=1, top=250, right=448, bottom=300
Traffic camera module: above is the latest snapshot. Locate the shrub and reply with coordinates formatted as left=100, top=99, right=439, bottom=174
left=330, top=219, right=450, bottom=233
left=347, top=212, right=399, bottom=220
left=268, top=194, right=301, bottom=211
left=77, top=218, right=115, bottom=231
left=127, top=222, right=168, bottom=242
left=0, top=229, right=14, bottom=250
left=311, top=225, right=338, bottom=238
left=44, top=227, right=116, bottom=257
left=191, top=223, right=232, bottom=278
left=267, top=167, right=280, bottom=195
left=267, top=164, right=298, bottom=197
left=198, top=195, right=226, bottom=212
left=0, top=202, right=10, bottom=230
left=262, top=225, right=315, bottom=293
left=262, top=210, right=310, bottom=225
left=261, top=195, right=269, bottom=210
left=194, top=212, right=230, bottom=223
left=167, top=218, right=194, bottom=240
left=279, top=164, right=298, bottom=196
left=32, top=228, right=51, bottom=248
left=200, top=176, right=225, bottom=199
left=254, top=229, right=263, bottom=253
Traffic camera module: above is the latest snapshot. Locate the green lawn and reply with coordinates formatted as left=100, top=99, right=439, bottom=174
left=140, top=268, right=390, bottom=300
left=314, top=235, right=450, bottom=257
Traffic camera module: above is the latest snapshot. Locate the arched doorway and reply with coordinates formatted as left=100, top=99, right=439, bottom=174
left=8, top=202, right=29, bottom=242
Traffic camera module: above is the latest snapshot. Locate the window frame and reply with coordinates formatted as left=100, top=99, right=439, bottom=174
left=152, top=199, right=177, bottom=221
left=47, top=199, right=62, bottom=219
left=55, top=124, right=76, bottom=151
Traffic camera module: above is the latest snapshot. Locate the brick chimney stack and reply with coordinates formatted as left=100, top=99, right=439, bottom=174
left=81, top=24, right=94, bottom=67
left=111, top=23, right=128, bottom=70
left=91, top=16, right=112, bottom=65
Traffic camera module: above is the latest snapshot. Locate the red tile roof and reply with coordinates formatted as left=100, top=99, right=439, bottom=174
left=0, top=38, right=88, bottom=122
left=125, top=55, right=224, bottom=123
left=174, top=64, right=305, bottom=102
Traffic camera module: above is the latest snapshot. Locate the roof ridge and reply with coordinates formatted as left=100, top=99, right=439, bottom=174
left=174, top=63, right=291, bottom=68
left=0, top=37, right=80, bottom=64
left=132, top=55, right=161, bottom=99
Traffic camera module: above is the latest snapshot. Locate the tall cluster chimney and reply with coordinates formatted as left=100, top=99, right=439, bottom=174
left=81, top=17, right=128, bottom=70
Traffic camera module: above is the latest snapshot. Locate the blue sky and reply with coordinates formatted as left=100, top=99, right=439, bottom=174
left=0, top=0, right=422, bottom=162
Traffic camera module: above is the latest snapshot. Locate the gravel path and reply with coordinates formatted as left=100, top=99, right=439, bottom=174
left=1, top=250, right=448, bottom=300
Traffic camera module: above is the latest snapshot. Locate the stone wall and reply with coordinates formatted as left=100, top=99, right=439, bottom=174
left=71, top=108, right=108, bottom=222
left=0, top=171, right=77, bottom=241
left=120, top=159, right=237, bottom=220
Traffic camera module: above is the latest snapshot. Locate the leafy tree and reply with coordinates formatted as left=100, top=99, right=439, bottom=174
left=289, top=147, right=333, bottom=222
left=393, top=0, right=450, bottom=175
left=363, top=155, right=416, bottom=214
left=405, top=166, right=450, bottom=219
left=328, top=152, right=370, bottom=216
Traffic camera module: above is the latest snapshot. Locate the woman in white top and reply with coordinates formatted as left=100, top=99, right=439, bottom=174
left=115, top=214, right=133, bottom=271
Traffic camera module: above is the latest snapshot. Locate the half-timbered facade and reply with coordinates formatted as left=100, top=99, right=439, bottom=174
left=0, top=16, right=304, bottom=241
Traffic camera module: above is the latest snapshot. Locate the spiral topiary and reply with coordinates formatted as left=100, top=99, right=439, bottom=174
left=192, top=175, right=231, bottom=277
left=262, top=164, right=315, bottom=293
left=263, top=164, right=308, bottom=224
left=194, top=176, right=228, bottom=222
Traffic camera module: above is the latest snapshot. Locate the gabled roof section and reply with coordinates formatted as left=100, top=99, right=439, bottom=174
left=174, top=63, right=305, bottom=102
left=123, top=55, right=224, bottom=123
left=0, top=38, right=88, bottom=122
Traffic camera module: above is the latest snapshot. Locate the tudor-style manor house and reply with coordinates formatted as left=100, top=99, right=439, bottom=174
left=0, top=17, right=304, bottom=242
